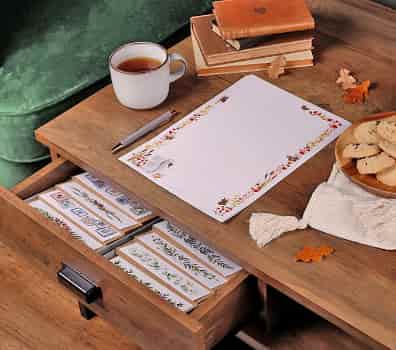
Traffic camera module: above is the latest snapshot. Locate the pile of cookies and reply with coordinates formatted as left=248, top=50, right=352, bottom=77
left=343, top=116, right=396, bottom=186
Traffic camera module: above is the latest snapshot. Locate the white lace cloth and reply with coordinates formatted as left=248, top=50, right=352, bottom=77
left=250, top=165, right=396, bottom=250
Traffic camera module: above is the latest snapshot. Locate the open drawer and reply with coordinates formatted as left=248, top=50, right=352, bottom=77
left=0, top=158, right=260, bottom=350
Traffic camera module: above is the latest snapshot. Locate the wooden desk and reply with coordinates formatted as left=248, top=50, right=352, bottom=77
left=35, top=27, right=396, bottom=350
left=0, top=243, right=369, bottom=350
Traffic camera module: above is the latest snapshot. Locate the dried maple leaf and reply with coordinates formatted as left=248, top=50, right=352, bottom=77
left=295, top=245, right=335, bottom=263
left=343, top=80, right=371, bottom=104
left=317, top=245, right=335, bottom=256
left=336, top=68, right=357, bottom=90
left=268, top=55, right=287, bottom=79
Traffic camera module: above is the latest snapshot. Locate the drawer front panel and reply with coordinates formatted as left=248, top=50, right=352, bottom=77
left=0, top=161, right=204, bottom=350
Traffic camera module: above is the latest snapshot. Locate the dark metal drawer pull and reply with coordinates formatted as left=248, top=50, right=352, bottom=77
left=57, top=264, right=101, bottom=304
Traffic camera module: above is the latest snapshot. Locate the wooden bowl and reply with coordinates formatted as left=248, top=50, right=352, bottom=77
left=335, top=111, right=396, bottom=198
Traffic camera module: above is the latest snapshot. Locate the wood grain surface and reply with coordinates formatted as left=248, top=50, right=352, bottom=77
left=0, top=242, right=372, bottom=350
left=0, top=242, right=138, bottom=350
left=35, top=33, right=396, bottom=349
left=307, top=0, right=396, bottom=63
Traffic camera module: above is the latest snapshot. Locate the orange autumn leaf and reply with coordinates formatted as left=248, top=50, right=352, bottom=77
left=295, top=245, right=335, bottom=263
left=268, top=55, right=287, bottom=79
left=343, top=80, right=371, bottom=104
left=317, top=245, right=335, bottom=256
left=336, top=68, right=357, bottom=90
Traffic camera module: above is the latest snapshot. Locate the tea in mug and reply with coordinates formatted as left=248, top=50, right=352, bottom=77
left=117, top=57, right=162, bottom=73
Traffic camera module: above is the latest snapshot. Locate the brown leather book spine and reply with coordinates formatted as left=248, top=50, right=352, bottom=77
left=213, top=0, right=315, bottom=40
left=219, top=22, right=314, bottom=40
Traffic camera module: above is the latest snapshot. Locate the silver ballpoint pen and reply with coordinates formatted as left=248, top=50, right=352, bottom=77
left=112, top=110, right=177, bottom=154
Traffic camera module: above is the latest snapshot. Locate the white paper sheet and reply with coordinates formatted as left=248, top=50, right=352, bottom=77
left=110, top=256, right=194, bottom=312
left=118, top=242, right=210, bottom=301
left=137, top=232, right=226, bottom=289
left=120, top=75, right=350, bottom=222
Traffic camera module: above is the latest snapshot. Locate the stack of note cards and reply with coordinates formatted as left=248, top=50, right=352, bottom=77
left=111, top=220, right=242, bottom=312
left=26, top=172, right=152, bottom=250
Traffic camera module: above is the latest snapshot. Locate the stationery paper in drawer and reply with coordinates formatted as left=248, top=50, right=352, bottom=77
left=154, top=221, right=241, bottom=277
left=138, top=232, right=226, bottom=289
left=29, top=199, right=103, bottom=250
left=117, top=242, right=210, bottom=302
left=110, top=256, right=195, bottom=313
left=56, top=181, right=140, bottom=231
left=74, top=172, right=153, bottom=222
left=39, top=190, right=123, bottom=244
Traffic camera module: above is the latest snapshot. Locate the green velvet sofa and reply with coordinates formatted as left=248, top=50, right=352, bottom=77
left=0, top=0, right=211, bottom=188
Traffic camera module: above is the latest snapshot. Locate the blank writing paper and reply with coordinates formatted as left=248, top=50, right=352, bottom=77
left=120, top=75, right=350, bottom=222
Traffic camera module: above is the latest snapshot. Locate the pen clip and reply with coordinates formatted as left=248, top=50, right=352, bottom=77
left=111, top=110, right=178, bottom=154
left=111, top=143, right=124, bottom=154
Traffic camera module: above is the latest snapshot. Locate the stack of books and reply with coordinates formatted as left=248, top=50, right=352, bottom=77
left=191, top=0, right=315, bottom=76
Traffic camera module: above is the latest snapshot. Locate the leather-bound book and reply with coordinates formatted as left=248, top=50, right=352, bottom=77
left=191, top=29, right=313, bottom=77
left=213, top=0, right=315, bottom=40
left=191, top=14, right=313, bottom=65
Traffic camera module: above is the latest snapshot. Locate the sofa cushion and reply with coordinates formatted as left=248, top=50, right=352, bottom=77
left=0, top=157, right=49, bottom=189
left=0, top=0, right=211, bottom=162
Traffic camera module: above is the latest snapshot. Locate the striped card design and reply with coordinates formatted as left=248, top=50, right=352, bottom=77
left=57, top=181, right=140, bottom=231
left=138, top=232, right=226, bottom=289
left=111, top=256, right=194, bottom=312
left=39, top=190, right=123, bottom=244
left=29, top=199, right=103, bottom=250
left=153, top=221, right=241, bottom=277
left=117, top=242, right=210, bottom=302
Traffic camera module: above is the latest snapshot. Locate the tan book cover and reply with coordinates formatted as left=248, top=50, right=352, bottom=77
left=191, top=14, right=313, bottom=66
left=191, top=30, right=313, bottom=77
left=213, top=0, right=315, bottom=40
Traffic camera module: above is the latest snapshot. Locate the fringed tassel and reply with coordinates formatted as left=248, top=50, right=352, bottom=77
left=249, top=213, right=307, bottom=247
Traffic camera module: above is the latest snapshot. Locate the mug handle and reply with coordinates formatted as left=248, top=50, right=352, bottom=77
left=169, top=53, right=188, bottom=83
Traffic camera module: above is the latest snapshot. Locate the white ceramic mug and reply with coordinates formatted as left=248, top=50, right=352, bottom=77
left=109, top=42, right=187, bottom=109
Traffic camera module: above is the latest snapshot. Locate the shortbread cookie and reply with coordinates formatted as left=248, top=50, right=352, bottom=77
left=378, top=139, right=396, bottom=158
left=353, top=121, right=380, bottom=144
left=385, top=115, right=396, bottom=122
left=377, top=120, right=396, bottom=144
left=377, top=165, right=396, bottom=186
left=356, top=152, right=395, bottom=174
left=342, top=143, right=380, bottom=158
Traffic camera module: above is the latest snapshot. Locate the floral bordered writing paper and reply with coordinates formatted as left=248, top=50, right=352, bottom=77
left=138, top=232, right=226, bottom=289
left=39, top=190, right=122, bottom=243
left=122, top=96, right=229, bottom=179
left=74, top=172, right=152, bottom=221
left=110, top=256, right=194, bottom=312
left=214, top=105, right=344, bottom=217
left=29, top=199, right=103, bottom=250
left=57, top=181, right=139, bottom=230
left=118, top=75, right=350, bottom=222
left=153, top=221, right=241, bottom=278
left=117, top=242, right=210, bottom=302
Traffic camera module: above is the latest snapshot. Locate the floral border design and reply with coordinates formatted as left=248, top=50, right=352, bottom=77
left=214, top=105, right=344, bottom=216
left=122, top=243, right=209, bottom=300
left=69, top=185, right=123, bottom=224
left=126, top=96, right=229, bottom=171
left=141, top=233, right=223, bottom=286
left=35, top=207, right=73, bottom=233
left=46, top=191, right=118, bottom=239
left=79, top=173, right=151, bottom=217
left=111, top=257, right=192, bottom=312
left=155, top=221, right=240, bottom=276
left=32, top=207, right=99, bottom=249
